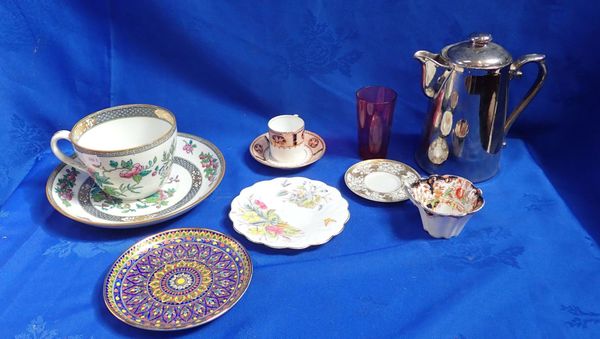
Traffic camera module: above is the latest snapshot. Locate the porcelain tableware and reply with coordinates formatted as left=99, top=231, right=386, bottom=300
left=405, top=174, right=484, bottom=239
left=344, top=159, right=420, bottom=202
left=356, top=86, right=397, bottom=159
left=229, top=177, right=349, bottom=249
left=414, top=33, right=547, bottom=182
left=103, top=228, right=252, bottom=331
left=267, top=114, right=306, bottom=163
left=249, top=131, right=325, bottom=169
left=50, top=104, right=178, bottom=200
left=46, top=133, right=224, bottom=228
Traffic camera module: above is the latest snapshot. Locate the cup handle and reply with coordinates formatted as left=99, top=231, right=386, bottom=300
left=50, top=130, right=87, bottom=172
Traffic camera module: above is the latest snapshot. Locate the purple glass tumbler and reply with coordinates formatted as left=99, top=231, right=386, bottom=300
left=356, top=86, right=397, bottom=159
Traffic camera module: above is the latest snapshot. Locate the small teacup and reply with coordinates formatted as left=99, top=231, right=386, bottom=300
left=268, top=114, right=305, bottom=163
left=406, top=175, right=484, bottom=239
left=50, top=104, right=178, bottom=200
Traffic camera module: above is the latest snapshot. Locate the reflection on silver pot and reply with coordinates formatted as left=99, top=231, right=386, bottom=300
left=414, top=33, right=547, bottom=182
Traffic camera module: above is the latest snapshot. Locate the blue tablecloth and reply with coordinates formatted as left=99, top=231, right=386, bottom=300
left=1, top=1, right=599, bottom=338
left=3, top=138, right=600, bottom=338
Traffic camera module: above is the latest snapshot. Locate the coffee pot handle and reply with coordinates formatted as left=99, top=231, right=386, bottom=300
left=505, top=54, right=547, bottom=133
left=50, top=130, right=87, bottom=172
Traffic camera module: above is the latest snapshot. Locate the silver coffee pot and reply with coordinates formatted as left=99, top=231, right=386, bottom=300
left=414, top=33, right=547, bottom=182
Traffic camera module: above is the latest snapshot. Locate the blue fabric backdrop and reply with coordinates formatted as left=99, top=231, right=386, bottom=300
left=1, top=1, right=599, bottom=338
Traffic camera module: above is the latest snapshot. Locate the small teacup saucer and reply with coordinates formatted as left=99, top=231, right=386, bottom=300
left=46, top=133, right=225, bottom=228
left=249, top=131, right=326, bottom=169
left=344, top=159, right=420, bottom=202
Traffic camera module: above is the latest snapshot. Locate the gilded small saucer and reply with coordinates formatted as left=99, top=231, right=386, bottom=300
left=249, top=131, right=325, bottom=169
left=344, top=159, right=420, bottom=202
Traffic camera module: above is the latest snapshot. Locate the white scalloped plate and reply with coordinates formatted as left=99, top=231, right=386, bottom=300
left=229, top=177, right=350, bottom=249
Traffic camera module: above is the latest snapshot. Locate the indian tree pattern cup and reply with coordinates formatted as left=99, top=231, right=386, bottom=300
left=50, top=104, right=178, bottom=200
left=268, top=114, right=306, bottom=163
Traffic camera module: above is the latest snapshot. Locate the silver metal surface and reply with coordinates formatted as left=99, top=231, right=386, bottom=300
left=505, top=53, right=548, bottom=133
left=413, top=33, right=547, bottom=182
left=441, top=33, right=513, bottom=69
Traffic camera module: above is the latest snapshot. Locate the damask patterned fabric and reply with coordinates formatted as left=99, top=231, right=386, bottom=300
left=1, top=1, right=599, bottom=338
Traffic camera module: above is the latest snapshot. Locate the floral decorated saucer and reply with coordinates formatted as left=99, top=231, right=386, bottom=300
left=46, top=133, right=225, bottom=228
left=249, top=131, right=326, bottom=169
left=103, top=228, right=252, bottom=331
left=229, top=177, right=349, bottom=249
left=344, top=159, right=420, bottom=202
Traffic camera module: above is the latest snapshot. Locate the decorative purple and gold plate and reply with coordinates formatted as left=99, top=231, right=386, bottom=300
left=103, top=228, right=252, bottom=331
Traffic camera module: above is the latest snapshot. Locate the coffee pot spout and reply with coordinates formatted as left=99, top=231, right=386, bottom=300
left=414, top=50, right=452, bottom=98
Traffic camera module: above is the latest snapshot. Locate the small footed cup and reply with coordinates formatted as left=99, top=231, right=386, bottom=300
left=405, top=175, right=484, bottom=239
left=267, top=114, right=305, bottom=163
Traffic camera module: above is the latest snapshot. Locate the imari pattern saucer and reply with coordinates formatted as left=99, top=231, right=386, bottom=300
left=344, top=159, right=420, bottom=202
left=229, top=177, right=350, bottom=249
left=249, top=131, right=326, bottom=169
left=103, top=228, right=252, bottom=331
left=46, top=133, right=225, bottom=228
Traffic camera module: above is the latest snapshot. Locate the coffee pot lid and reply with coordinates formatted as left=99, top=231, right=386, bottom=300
left=441, top=33, right=512, bottom=69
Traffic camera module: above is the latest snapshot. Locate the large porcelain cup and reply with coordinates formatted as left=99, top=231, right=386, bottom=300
left=50, top=104, right=178, bottom=200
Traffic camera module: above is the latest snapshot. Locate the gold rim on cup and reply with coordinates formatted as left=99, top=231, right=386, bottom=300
left=69, top=103, right=177, bottom=157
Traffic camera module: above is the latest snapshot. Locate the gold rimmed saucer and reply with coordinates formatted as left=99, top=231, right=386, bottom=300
left=249, top=131, right=326, bottom=169
left=344, top=159, right=420, bottom=202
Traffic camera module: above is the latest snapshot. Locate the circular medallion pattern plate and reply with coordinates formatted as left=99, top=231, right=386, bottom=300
left=103, top=228, right=252, bottom=331
left=344, top=159, right=420, bottom=202
left=45, top=133, right=225, bottom=228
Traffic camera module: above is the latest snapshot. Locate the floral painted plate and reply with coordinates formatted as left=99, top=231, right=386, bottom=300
left=249, top=131, right=326, bottom=169
left=46, top=133, right=225, bottom=228
left=229, top=177, right=350, bottom=249
left=103, top=228, right=252, bottom=331
left=344, top=159, right=420, bottom=202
